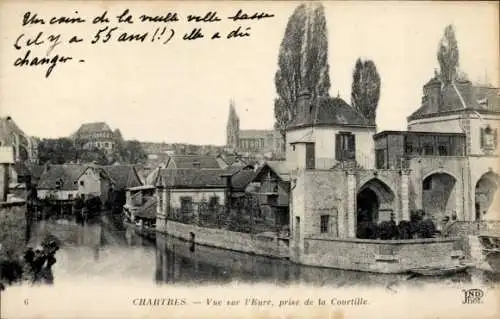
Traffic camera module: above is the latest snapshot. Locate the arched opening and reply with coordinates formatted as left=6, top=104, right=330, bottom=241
left=357, top=188, right=379, bottom=223
left=422, top=172, right=456, bottom=222
left=475, top=172, right=499, bottom=220
left=356, top=179, right=395, bottom=238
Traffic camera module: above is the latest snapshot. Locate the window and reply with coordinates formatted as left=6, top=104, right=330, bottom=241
left=422, top=144, right=434, bottom=155
left=375, top=149, right=386, bottom=169
left=320, top=215, right=330, bottom=233
left=79, top=180, right=84, bottom=186
left=180, top=196, right=193, bottom=214
left=423, top=178, right=432, bottom=190
left=438, top=144, right=449, bottom=156
left=335, top=132, right=356, bottom=160
left=305, top=143, right=315, bottom=169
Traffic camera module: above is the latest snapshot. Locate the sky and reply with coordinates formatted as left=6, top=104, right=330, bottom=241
left=0, top=1, right=498, bottom=145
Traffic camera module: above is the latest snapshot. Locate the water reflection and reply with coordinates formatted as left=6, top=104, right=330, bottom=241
left=28, top=218, right=500, bottom=288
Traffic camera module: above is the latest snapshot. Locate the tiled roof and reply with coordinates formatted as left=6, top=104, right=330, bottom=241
left=166, top=155, right=222, bottom=169
left=27, top=164, right=46, bottom=180
left=76, top=122, right=112, bottom=134
left=156, top=168, right=229, bottom=188
left=103, top=165, right=143, bottom=190
left=288, top=96, right=373, bottom=129
left=408, top=80, right=500, bottom=120
left=134, top=196, right=157, bottom=219
left=37, top=164, right=87, bottom=190
left=0, top=117, right=30, bottom=149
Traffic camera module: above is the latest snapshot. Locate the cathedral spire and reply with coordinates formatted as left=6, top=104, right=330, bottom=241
left=226, top=98, right=240, bottom=149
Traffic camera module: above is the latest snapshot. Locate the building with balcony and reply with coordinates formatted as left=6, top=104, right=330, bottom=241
left=287, top=75, right=500, bottom=249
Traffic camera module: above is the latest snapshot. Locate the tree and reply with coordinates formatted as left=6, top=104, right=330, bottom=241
left=77, top=147, right=109, bottom=165
left=37, top=138, right=77, bottom=164
left=117, top=140, right=147, bottom=164
left=350, top=58, right=381, bottom=123
left=274, top=3, right=331, bottom=151
left=437, top=24, right=459, bottom=85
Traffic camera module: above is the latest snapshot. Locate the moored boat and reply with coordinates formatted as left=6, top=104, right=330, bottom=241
left=408, top=264, right=469, bottom=277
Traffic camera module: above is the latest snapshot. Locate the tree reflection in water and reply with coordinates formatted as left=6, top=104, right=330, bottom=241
left=20, top=218, right=500, bottom=289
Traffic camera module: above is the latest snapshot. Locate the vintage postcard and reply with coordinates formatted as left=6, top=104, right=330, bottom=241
left=0, top=0, right=499, bottom=318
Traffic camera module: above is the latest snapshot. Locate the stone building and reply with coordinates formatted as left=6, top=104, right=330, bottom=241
left=225, top=100, right=283, bottom=157
left=287, top=76, right=500, bottom=251
left=71, top=122, right=117, bottom=154
left=0, top=116, right=38, bottom=163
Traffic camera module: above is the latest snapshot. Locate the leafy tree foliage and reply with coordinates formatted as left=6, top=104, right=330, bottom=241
left=37, top=138, right=77, bottom=164
left=274, top=3, right=331, bottom=150
left=37, top=137, right=147, bottom=165
left=350, top=58, right=381, bottom=123
left=437, top=25, right=459, bottom=85
left=117, top=140, right=147, bottom=164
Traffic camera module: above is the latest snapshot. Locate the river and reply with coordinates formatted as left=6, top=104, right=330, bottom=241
left=26, top=216, right=500, bottom=289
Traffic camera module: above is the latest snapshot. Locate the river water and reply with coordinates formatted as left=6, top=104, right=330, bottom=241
left=26, top=216, right=500, bottom=289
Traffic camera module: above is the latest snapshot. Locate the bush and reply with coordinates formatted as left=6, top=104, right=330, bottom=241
left=356, top=221, right=379, bottom=239
left=378, top=221, right=398, bottom=240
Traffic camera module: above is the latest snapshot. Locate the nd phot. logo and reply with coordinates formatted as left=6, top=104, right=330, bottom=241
left=462, top=289, right=484, bottom=304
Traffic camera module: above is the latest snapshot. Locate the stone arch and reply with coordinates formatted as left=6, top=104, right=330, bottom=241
left=356, top=178, right=395, bottom=224
left=474, top=171, right=500, bottom=220
left=422, top=172, right=457, bottom=222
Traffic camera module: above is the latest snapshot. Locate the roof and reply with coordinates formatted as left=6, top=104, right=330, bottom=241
left=253, top=162, right=290, bottom=183
left=76, top=165, right=113, bottom=182
left=408, top=80, right=500, bottom=121
left=230, top=169, right=256, bottom=191
left=166, top=155, right=222, bottom=169
left=27, top=164, right=47, bottom=180
left=37, top=164, right=87, bottom=190
left=14, top=161, right=30, bottom=177
left=288, top=96, right=374, bottom=130
left=239, top=129, right=274, bottom=139
left=217, top=154, right=249, bottom=167
left=373, top=130, right=466, bottom=139
left=156, top=168, right=229, bottom=188
left=0, top=116, right=27, bottom=141
left=0, top=117, right=32, bottom=157
left=103, top=165, right=143, bottom=190
left=134, top=196, right=157, bottom=219
left=266, top=161, right=290, bottom=181
left=75, top=122, right=112, bottom=134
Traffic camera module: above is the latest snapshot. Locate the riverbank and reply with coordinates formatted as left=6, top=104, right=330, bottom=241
left=156, top=219, right=471, bottom=274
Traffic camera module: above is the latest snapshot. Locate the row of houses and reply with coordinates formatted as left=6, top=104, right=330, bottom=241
left=125, top=158, right=291, bottom=233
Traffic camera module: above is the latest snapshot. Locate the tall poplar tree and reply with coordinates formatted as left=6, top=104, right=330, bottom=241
left=274, top=3, right=331, bottom=151
left=437, top=24, right=460, bottom=85
left=350, top=58, right=381, bottom=124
